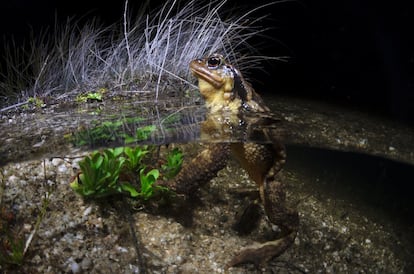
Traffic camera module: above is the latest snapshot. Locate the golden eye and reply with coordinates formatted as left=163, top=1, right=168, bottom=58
left=207, top=56, right=222, bottom=69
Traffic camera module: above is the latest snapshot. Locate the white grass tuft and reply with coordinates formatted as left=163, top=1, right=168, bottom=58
left=0, top=0, right=279, bottom=110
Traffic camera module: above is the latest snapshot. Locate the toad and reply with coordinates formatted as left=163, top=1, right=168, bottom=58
left=164, top=53, right=299, bottom=268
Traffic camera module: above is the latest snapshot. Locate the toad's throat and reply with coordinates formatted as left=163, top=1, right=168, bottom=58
left=190, top=61, right=224, bottom=89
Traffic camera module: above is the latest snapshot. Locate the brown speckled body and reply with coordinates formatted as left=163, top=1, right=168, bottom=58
left=166, top=143, right=230, bottom=195
left=164, top=53, right=299, bottom=268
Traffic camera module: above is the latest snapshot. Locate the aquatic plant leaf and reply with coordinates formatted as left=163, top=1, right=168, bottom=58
left=120, top=182, right=140, bottom=197
left=124, top=146, right=148, bottom=172
left=162, top=148, right=183, bottom=179
left=139, top=168, right=160, bottom=200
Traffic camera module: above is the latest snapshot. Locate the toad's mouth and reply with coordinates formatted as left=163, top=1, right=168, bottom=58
left=190, top=60, right=223, bottom=89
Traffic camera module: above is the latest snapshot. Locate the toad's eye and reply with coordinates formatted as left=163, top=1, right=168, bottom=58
left=207, top=56, right=222, bottom=69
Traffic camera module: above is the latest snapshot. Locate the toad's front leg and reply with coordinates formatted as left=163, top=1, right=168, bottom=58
left=161, top=143, right=230, bottom=195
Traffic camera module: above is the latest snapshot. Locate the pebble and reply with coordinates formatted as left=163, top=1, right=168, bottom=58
left=32, top=255, right=42, bottom=264
left=51, top=158, right=63, bottom=166
left=70, top=262, right=81, bottom=273
left=332, top=251, right=341, bottom=262
left=116, top=246, right=128, bottom=253
left=23, top=223, right=33, bottom=232
left=128, top=264, right=140, bottom=273
left=81, top=257, right=92, bottom=270
left=8, top=174, right=19, bottom=184
left=83, top=206, right=93, bottom=217
left=58, top=164, right=68, bottom=173
left=180, top=262, right=198, bottom=273
left=176, top=255, right=184, bottom=264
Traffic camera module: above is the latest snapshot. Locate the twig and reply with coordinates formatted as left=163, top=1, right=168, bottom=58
left=120, top=199, right=147, bottom=274
left=0, top=100, right=29, bottom=112
left=155, top=20, right=171, bottom=102
left=23, top=160, right=51, bottom=255
left=0, top=169, right=5, bottom=207
left=33, top=55, right=50, bottom=94
left=123, top=0, right=132, bottom=76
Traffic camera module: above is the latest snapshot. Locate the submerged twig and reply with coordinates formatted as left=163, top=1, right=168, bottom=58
left=23, top=160, right=53, bottom=256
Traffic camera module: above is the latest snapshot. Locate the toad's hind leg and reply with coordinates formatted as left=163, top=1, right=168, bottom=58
left=227, top=178, right=299, bottom=268
left=230, top=142, right=286, bottom=194
left=227, top=143, right=299, bottom=268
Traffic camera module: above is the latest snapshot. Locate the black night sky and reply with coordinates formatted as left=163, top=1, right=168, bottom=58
left=1, top=0, right=413, bottom=123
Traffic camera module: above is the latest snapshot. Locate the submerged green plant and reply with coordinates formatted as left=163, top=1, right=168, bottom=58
left=162, top=148, right=183, bottom=179
left=0, top=170, right=24, bottom=267
left=70, top=147, right=127, bottom=198
left=70, top=145, right=182, bottom=200
left=138, top=168, right=160, bottom=200
left=69, top=120, right=123, bottom=147
left=69, top=117, right=153, bottom=147
left=0, top=233, right=24, bottom=266
left=123, top=125, right=156, bottom=144
left=123, top=146, right=149, bottom=172
left=0, top=206, right=24, bottom=266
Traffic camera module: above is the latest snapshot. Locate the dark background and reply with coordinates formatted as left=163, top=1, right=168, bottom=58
left=1, top=0, right=413, bottom=124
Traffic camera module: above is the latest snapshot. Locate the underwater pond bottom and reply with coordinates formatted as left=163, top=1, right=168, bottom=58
left=1, top=143, right=412, bottom=273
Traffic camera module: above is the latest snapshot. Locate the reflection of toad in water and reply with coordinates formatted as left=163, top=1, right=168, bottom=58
left=164, top=53, right=299, bottom=267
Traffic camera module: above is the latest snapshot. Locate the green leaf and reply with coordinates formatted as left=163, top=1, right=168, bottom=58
left=139, top=168, right=160, bottom=200
left=71, top=145, right=176, bottom=200
left=162, top=148, right=183, bottom=179
left=71, top=148, right=126, bottom=198
left=123, top=134, right=137, bottom=144
left=69, top=177, right=81, bottom=192
left=120, top=183, right=140, bottom=197
left=91, top=153, right=104, bottom=169
left=113, top=147, right=124, bottom=158
left=147, top=169, right=160, bottom=179
left=124, top=146, right=148, bottom=172
left=135, top=125, right=156, bottom=141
